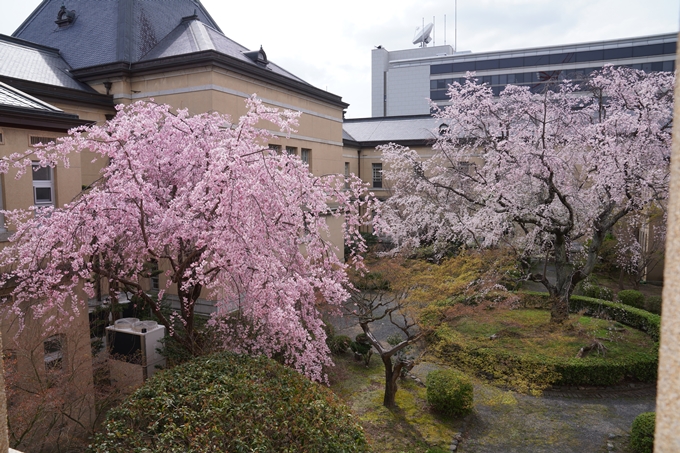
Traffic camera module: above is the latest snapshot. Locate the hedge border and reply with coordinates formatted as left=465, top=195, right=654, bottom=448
left=434, top=292, right=660, bottom=387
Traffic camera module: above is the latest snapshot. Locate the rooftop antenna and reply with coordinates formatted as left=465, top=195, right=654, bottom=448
left=412, top=19, right=434, bottom=48
left=433, top=16, right=435, bottom=46
left=444, top=14, right=446, bottom=46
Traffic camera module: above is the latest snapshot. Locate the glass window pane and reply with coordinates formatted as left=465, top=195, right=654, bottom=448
left=633, top=44, right=664, bottom=57
left=32, top=165, right=51, bottom=181
left=35, top=187, right=52, bottom=203
left=499, top=57, right=524, bottom=69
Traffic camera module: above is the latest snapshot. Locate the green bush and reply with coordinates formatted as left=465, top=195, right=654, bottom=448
left=581, top=283, right=614, bottom=301
left=645, top=296, right=662, bottom=315
left=90, top=352, right=369, bottom=453
left=630, top=412, right=655, bottom=453
left=618, top=290, right=645, bottom=309
left=426, top=369, right=474, bottom=417
left=328, top=335, right=352, bottom=355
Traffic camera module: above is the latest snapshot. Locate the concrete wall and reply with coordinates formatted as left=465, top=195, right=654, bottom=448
left=655, top=34, right=680, bottom=452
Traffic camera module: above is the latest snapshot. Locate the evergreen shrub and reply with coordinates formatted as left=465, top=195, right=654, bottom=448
left=644, top=296, right=662, bottom=315
left=618, top=290, right=645, bottom=309
left=426, top=369, right=474, bottom=417
left=630, top=412, right=655, bottom=453
left=90, top=352, right=369, bottom=453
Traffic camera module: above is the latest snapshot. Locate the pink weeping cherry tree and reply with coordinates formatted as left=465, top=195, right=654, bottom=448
left=376, top=66, right=673, bottom=323
left=0, top=97, right=374, bottom=381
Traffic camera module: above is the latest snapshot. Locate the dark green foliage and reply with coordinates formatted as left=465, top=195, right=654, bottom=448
left=630, top=412, right=655, bottom=453
left=329, top=335, right=352, bottom=355
left=618, top=290, right=645, bottom=309
left=90, top=352, right=369, bottom=453
left=350, top=334, right=373, bottom=366
left=644, top=296, right=662, bottom=315
left=426, top=369, right=474, bottom=417
left=324, top=322, right=352, bottom=355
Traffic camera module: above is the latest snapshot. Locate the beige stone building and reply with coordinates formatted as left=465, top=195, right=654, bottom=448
left=0, top=0, right=351, bottom=448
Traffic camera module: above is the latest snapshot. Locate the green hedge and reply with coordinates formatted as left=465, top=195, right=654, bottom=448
left=431, top=293, right=660, bottom=389
left=426, top=370, right=474, bottom=417
left=617, top=290, right=645, bottom=309
left=645, top=296, right=662, bottom=315
left=90, top=352, right=369, bottom=453
left=518, top=292, right=661, bottom=342
left=630, top=412, right=655, bottom=453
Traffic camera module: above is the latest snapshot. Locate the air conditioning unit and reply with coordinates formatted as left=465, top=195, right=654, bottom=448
left=106, top=318, right=166, bottom=381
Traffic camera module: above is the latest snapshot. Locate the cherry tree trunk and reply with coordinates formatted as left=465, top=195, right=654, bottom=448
left=382, top=356, right=401, bottom=408
left=550, top=295, right=570, bottom=324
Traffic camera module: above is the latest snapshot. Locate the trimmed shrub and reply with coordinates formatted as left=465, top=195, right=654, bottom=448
left=90, top=352, right=369, bottom=453
left=426, top=369, right=474, bottom=417
left=630, top=412, right=655, bottom=453
left=645, top=296, right=662, bottom=315
left=581, top=284, right=614, bottom=301
left=618, top=290, right=645, bottom=309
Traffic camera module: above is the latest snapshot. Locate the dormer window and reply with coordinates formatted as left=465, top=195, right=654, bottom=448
left=243, top=46, right=269, bottom=67
left=55, top=5, right=76, bottom=27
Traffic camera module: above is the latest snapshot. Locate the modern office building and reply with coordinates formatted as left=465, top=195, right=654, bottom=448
left=371, top=33, right=677, bottom=117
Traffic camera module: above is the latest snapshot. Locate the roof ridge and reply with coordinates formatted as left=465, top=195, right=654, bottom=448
left=0, top=34, right=63, bottom=55
left=11, top=0, right=50, bottom=37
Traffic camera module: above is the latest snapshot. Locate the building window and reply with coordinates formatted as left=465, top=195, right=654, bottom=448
left=0, top=129, right=4, bottom=145
left=285, top=146, right=297, bottom=155
left=457, top=161, right=475, bottom=175
left=29, top=135, right=55, bottom=147
left=301, top=148, right=311, bottom=166
left=150, top=259, right=160, bottom=292
left=32, top=162, right=54, bottom=207
left=344, top=162, right=350, bottom=188
left=372, top=163, right=383, bottom=188
left=269, top=144, right=281, bottom=153
left=44, top=334, right=66, bottom=371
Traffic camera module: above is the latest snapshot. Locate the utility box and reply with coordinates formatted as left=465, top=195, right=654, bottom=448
left=106, top=318, right=166, bottom=382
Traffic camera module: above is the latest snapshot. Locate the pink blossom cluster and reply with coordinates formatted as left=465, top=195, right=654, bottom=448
left=0, top=97, right=374, bottom=381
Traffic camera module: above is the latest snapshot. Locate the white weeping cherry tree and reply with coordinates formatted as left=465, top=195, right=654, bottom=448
left=376, top=66, right=673, bottom=323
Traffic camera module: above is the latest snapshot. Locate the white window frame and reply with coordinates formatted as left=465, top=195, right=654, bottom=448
left=32, top=162, right=55, bottom=207
left=372, top=163, right=383, bottom=188
left=301, top=148, right=311, bottom=166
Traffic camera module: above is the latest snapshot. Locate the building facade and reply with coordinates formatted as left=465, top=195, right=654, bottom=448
left=0, top=1, right=351, bottom=448
left=372, top=33, right=677, bottom=117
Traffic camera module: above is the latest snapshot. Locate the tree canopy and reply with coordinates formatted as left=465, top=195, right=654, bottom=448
left=0, top=97, right=373, bottom=381
left=376, top=66, right=673, bottom=322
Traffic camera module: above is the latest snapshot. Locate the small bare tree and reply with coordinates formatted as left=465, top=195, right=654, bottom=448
left=346, top=265, right=424, bottom=408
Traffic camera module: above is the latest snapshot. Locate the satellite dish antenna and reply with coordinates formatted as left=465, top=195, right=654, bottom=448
left=413, top=22, right=434, bottom=47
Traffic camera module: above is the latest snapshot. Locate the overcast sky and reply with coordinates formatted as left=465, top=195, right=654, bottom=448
left=1, top=1, right=678, bottom=118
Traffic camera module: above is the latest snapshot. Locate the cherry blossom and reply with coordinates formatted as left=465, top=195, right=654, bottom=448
left=0, top=97, right=374, bottom=381
left=376, top=66, right=673, bottom=322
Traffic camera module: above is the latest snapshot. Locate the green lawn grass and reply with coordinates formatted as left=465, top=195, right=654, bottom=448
left=451, top=309, right=656, bottom=360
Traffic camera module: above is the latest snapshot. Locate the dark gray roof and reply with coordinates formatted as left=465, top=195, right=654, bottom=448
left=0, top=35, right=93, bottom=91
left=13, top=0, right=222, bottom=69
left=343, top=116, right=446, bottom=143
left=0, top=81, right=66, bottom=112
left=140, top=19, right=307, bottom=83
